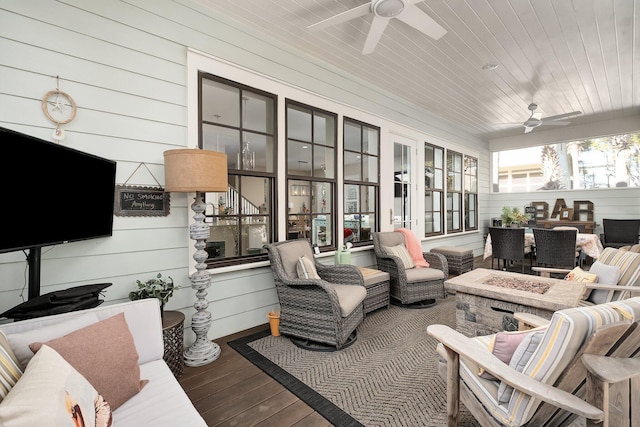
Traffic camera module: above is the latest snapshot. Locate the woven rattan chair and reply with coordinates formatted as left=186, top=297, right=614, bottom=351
left=488, top=227, right=531, bottom=273
left=601, top=218, right=640, bottom=249
left=264, top=239, right=366, bottom=350
left=533, top=228, right=579, bottom=275
left=372, top=231, right=447, bottom=307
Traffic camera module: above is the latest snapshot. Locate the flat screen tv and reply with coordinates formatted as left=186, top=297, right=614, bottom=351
left=1, top=126, right=116, bottom=299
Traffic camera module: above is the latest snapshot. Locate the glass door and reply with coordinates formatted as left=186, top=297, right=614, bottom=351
left=393, top=138, right=415, bottom=230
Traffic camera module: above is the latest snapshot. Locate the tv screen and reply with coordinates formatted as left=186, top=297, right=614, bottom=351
left=1, top=127, right=116, bottom=254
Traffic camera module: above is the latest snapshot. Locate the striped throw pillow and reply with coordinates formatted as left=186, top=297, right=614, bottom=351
left=384, top=244, right=415, bottom=269
left=0, top=331, right=23, bottom=403
left=296, top=255, right=320, bottom=280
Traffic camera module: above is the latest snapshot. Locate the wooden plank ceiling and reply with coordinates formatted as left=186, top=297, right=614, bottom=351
left=196, top=0, right=639, bottom=141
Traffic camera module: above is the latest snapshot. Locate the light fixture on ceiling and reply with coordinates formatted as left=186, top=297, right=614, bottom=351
left=373, top=0, right=406, bottom=18
left=482, top=63, right=499, bottom=71
left=238, top=96, right=255, bottom=170
left=163, top=148, right=228, bottom=367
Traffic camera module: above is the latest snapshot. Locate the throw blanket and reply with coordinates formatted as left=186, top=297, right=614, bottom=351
left=395, top=228, right=430, bottom=268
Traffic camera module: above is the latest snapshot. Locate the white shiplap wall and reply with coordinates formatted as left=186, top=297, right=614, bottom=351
left=0, top=0, right=489, bottom=341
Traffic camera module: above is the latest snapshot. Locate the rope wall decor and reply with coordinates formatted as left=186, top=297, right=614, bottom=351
left=41, top=75, right=77, bottom=141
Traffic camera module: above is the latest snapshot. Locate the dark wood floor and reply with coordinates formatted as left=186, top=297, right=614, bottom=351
left=177, top=255, right=505, bottom=426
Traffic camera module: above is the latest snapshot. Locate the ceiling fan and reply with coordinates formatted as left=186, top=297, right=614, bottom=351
left=307, top=0, right=447, bottom=55
left=507, top=103, right=582, bottom=134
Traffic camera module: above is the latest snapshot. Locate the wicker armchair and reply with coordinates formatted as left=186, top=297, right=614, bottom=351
left=372, top=231, right=447, bottom=307
left=533, top=228, right=579, bottom=274
left=264, top=239, right=367, bottom=350
left=488, top=227, right=531, bottom=273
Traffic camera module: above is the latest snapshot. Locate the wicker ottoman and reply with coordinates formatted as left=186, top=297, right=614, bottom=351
left=357, top=267, right=391, bottom=313
left=431, top=246, right=473, bottom=276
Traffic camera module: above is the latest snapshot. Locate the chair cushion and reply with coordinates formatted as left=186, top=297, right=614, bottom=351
left=405, top=266, right=445, bottom=283
left=586, top=261, right=621, bottom=304
left=326, top=283, right=367, bottom=317
left=296, top=255, right=320, bottom=280
left=384, top=244, right=415, bottom=269
left=277, top=240, right=315, bottom=279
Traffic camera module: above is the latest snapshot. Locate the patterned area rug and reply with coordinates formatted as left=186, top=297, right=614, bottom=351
left=229, top=295, right=479, bottom=427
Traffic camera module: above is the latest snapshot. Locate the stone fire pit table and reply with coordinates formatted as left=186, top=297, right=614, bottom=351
left=445, top=268, right=585, bottom=337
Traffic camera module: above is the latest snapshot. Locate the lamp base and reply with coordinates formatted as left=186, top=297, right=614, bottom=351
left=184, top=340, right=221, bottom=367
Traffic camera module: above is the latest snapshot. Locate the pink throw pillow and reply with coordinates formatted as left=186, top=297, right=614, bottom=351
left=29, top=313, right=147, bottom=410
left=479, top=330, right=531, bottom=380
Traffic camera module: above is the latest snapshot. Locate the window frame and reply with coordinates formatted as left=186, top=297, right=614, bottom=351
left=198, top=72, right=278, bottom=267
left=285, top=99, right=338, bottom=251
left=343, top=117, right=380, bottom=247
left=424, top=142, right=444, bottom=237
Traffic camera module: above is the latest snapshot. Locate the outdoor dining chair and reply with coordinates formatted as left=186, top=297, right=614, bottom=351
left=532, top=228, right=579, bottom=274
left=488, top=227, right=531, bottom=273
left=601, top=218, right=640, bottom=249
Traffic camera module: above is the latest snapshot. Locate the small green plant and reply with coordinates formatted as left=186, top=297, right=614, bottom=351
left=129, top=273, right=181, bottom=311
left=501, top=206, right=530, bottom=226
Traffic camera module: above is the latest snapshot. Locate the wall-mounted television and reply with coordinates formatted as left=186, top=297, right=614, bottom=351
left=1, top=126, right=117, bottom=299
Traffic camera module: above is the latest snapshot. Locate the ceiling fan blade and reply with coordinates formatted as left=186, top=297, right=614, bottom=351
left=531, top=112, right=542, bottom=120
left=362, top=16, right=390, bottom=54
left=395, top=5, right=447, bottom=40
left=541, top=111, right=582, bottom=122
left=524, top=126, right=535, bottom=134
left=307, top=3, right=371, bottom=31
left=541, top=121, right=571, bottom=126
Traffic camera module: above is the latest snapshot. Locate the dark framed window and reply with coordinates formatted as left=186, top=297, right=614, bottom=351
left=286, top=100, right=336, bottom=249
left=199, top=73, right=277, bottom=266
left=424, top=143, right=444, bottom=236
left=464, top=156, right=478, bottom=230
left=446, top=150, right=463, bottom=233
left=343, top=118, right=379, bottom=245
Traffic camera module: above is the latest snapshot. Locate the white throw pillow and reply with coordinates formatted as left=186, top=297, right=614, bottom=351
left=587, top=262, right=621, bottom=305
left=0, top=345, right=112, bottom=427
left=496, top=330, right=545, bottom=404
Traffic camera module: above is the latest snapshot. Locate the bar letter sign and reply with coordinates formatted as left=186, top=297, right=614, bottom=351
left=114, top=185, right=170, bottom=217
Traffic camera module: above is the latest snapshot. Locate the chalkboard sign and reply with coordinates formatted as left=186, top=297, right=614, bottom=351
left=114, top=185, right=170, bottom=217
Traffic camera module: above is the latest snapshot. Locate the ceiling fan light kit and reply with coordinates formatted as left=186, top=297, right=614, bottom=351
left=373, top=0, right=406, bottom=18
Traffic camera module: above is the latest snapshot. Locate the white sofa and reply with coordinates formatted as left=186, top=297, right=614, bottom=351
left=0, top=299, right=206, bottom=427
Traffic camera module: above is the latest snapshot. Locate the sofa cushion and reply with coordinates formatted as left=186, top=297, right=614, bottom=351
left=597, top=248, right=640, bottom=302
left=384, top=244, right=415, bottom=269
left=6, top=312, right=99, bottom=370
left=30, top=313, right=146, bottom=410
left=0, top=331, right=22, bottom=403
left=278, top=240, right=315, bottom=279
left=405, top=266, right=445, bottom=282
left=0, top=345, right=112, bottom=427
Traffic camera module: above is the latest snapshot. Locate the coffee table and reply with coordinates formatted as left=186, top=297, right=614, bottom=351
left=445, top=268, right=585, bottom=337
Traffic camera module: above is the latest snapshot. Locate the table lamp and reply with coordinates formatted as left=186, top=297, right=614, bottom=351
left=164, top=148, right=228, bottom=366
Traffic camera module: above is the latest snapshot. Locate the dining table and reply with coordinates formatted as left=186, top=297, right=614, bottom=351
left=483, top=229, right=604, bottom=261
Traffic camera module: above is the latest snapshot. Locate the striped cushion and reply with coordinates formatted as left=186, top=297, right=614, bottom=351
left=384, top=244, right=415, bottom=269
left=296, top=255, right=320, bottom=280
left=447, top=297, right=640, bottom=426
left=596, top=248, right=640, bottom=302
left=505, top=301, right=633, bottom=425
left=0, top=331, right=23, bottom=403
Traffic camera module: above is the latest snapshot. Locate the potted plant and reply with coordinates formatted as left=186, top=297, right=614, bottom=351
left=500, top=206, right=530, bottom=227
left=129, top=273, right=181, bottom=317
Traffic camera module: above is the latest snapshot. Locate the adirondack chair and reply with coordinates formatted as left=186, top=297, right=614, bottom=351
left=427, top=297, right=640, bottom=427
